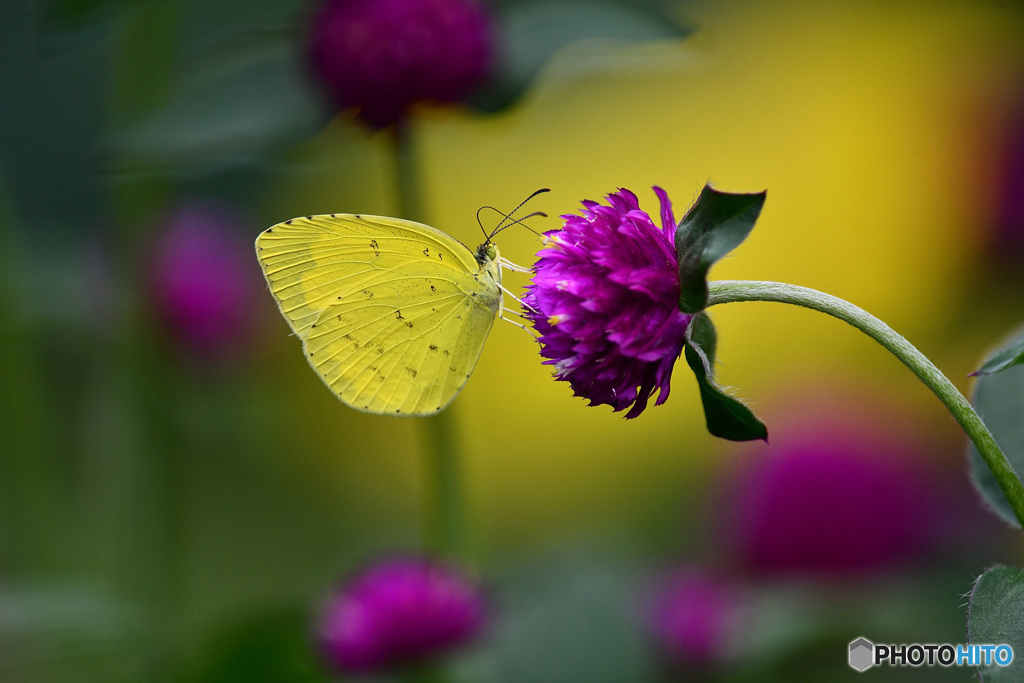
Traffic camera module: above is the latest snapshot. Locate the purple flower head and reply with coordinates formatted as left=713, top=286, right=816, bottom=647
left=150, top=202, right=261, bottom=358
left=722, top=406, right=938, bottom=577
left=317, top=557, right=487, bottom=673
left=646, top=569, right=746, bottom=669
left=308, top=0, right=494, bottom=128
left=523, top=187, right=692, bottom=418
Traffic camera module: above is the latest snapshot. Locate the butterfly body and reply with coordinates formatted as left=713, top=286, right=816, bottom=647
left=256, top=213, right=502, bottom=416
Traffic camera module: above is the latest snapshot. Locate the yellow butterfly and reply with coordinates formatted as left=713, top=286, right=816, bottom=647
left=255, top=202, right=540, bottom=416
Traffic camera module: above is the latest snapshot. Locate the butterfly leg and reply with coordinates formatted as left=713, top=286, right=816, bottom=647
left=498, top=283, right=539, bottom=314
left=498, top=257, right=532, bottom=273
left=499, top=307, right=540, bottom=341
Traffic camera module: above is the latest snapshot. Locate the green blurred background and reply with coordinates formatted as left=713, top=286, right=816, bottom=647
left=3, top=0, right=1024, bottom=680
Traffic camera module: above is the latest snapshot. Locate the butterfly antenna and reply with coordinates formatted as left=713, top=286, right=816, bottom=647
left=477, top=188, right=551, bottom=243
left=486, top=210, right=546, bottom=239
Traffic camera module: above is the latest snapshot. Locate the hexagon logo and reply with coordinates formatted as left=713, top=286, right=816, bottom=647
left=849, top=637, right=874, bottom=672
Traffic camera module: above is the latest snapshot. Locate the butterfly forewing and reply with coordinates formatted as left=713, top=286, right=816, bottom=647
left=256, top=214, right=501, bottom=415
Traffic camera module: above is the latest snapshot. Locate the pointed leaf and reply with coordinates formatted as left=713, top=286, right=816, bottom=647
left=675, top=185, right=766, bottom=313
left=684, top=314, right=767, bottom=442
left=972, top=340, right=1024, bottom=377
left=968, top=324, right=1024, bottom=527
left=471, top=0, right=691, bottom=113
left=967, top=565, right=1024, bottom=681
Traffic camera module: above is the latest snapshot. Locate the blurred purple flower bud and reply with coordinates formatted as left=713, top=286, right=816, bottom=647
left=646, top=569, right=746, bottom=669
left=988, top=94, right=1024, bottom=258
left=308, top=0, right=494, bottom=129
left=523, top=187, right=692, bottom=418
left=317, top=557, right=487, bottom=673
left=723, top=408, right=938, bottom=577
left=150, top=202, right=261, bottom=358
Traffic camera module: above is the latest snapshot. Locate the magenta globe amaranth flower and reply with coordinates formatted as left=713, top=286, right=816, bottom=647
left=317, top=557, right=486, bottom=673
left=523, top=188, right=692, bottom=418
left=646, top=569, right=746, bottom=669
left=308, top=0, right=494, bottom=128
left=150, top=202, right=261, bottom=358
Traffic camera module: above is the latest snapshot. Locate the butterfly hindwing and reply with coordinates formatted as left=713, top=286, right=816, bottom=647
left=307, top=273, right=496, bottom=414
left=256, top=214, right=501, bottom=415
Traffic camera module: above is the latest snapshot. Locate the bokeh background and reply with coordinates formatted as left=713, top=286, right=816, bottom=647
left=3, top=0, right=1024, bottom=680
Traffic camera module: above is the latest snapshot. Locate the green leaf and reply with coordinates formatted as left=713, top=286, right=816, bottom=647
left=471, top=0, right=691, bottom=113
left=113, top=41, right=329, bottom=174
left=968, top=324, right=1024, bottom=527
left=972, top=341, right=1024, bottom=377
left=968, top=565, right=1024, bottom=681
left=675, top=185, right=766, bottom=313
left=683, top=314, right=768, bottom=442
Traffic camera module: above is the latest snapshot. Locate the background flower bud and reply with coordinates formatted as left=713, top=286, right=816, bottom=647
left=646, top=568, right=746, bottom=670
left=317, top=557, right=487, bottom=673
left=308, top=0, right=494, bottom=128
left=721, top=405, right=939, bottom=577
left=149, top=202, right=261, bottom=359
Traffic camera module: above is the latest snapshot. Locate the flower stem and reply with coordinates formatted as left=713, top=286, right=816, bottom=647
left=393, top=124, right=468, bottom=561
left=706, top=279, right=1024, bottom=528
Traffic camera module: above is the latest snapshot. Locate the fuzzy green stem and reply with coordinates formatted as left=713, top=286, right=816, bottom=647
left=707, top=280, right=1024, bottom=527
left=393, top=124, right=468, bottom=561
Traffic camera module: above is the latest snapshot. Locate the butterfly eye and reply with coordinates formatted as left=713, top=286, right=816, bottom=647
left=485, top=244, right=497, bottom=261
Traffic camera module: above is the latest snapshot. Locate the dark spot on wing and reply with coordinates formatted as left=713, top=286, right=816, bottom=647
left=423, top=247, right=430, bottom=256
left=430, top=285, right=436, bottom=293
left=429, top=344, right=438, bottom=352
left=362, top=289, right=374, bottom=298
left=406, top=367, right=417, bottom=378
left=306, top=215, right=312, bottom=220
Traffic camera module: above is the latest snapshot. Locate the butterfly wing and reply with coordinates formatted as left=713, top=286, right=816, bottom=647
left=255, top=214, right=501, bottom=415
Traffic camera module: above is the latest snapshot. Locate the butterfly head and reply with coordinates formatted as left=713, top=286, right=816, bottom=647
left=475, top=241, right=499, bottom=266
